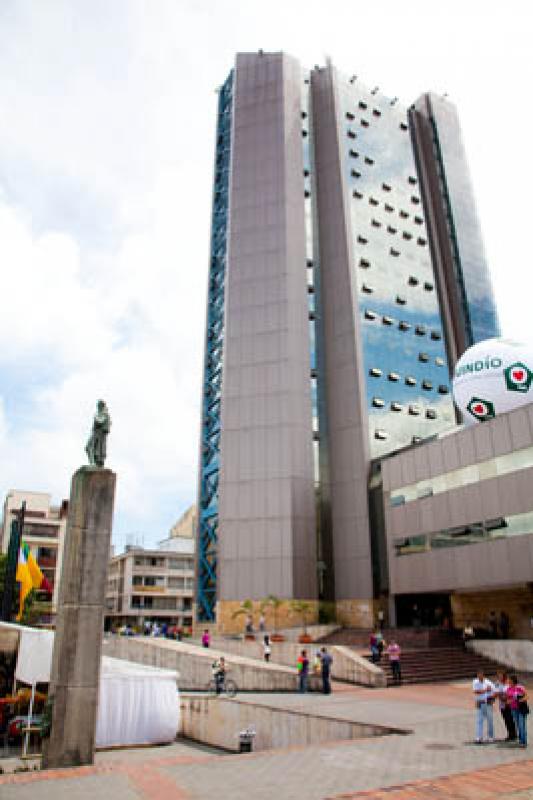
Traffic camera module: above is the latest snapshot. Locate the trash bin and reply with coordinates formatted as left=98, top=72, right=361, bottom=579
left=238, top=726, right=256, bottom=753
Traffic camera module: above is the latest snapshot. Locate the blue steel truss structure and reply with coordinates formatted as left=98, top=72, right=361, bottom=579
left=197, top=71, right=234, bottom=622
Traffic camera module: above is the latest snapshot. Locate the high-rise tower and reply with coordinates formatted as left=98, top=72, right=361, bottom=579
left=196, top=53, right=499, bottom=629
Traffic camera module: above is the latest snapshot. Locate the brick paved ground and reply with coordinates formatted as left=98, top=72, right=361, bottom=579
left=0, top=681, right=531, bottom=799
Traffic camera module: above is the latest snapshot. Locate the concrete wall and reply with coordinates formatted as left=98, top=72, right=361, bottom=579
left=179, top=694, right=398, bottom=752
left=470, top=640, right=533, bottom=673
left=209, top=637, right=386, bottom=687
left=383, top=407, right=533, bottom=605
left=102, top=636, right=305, bottom=692
left=311, top=65, right=373, bottom=618
left=217, top=51, right=317, bottom=604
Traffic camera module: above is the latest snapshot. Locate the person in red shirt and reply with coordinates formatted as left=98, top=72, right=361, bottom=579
left=506, top=674, right=529, bottom=747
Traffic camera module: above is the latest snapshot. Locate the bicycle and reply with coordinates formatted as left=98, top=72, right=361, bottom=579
left=206, top=673, right=237, bottom=698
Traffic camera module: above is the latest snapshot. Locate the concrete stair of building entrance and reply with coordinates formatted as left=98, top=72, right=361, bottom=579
left=363, top=646, right=503, bottom=686
left=318, top=627, right=458, bottom=650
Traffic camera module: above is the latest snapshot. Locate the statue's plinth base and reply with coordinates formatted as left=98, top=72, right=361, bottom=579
left=42, top=467, right=116, bottom=769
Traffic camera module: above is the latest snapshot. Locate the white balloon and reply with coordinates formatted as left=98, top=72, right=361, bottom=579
left=452, top=338, right=533, bottom=424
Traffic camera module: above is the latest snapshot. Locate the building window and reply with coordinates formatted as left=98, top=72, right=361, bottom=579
left=387, top=225, right=397, bottom=235
left=307, top=258, right=314, bottom=267
left=346, top=111, right=355, bottom=121
left=388, top=371, right=400, bottom=382
left=405, top=376, right=417, bottom=386
left=302, top=130, right=308, bottom=137
left=369, top=367, right=382, bottom=377
left=417, top=237, right=427, bottom=246
left=369, top=197, right=379, bottom=206
left=390, top=247, right=400, bottom=257
left=402, top=231, right=412, bottom=240
left=409, top=404, right=421, bottom=415
left=304, top=190, right=311, bottom=198
left=408, top=176, right=417, bottom=185
left=438, top=384, right=449, bottom=394
left=384, top=203, right=394, bottom=212
left=414, top=215, right=423, bottom=225
left=430, top=330, right=442, bottom=340
left=353, top=190, right=363, bottom=199
left=349, top=149, right=359, bottom=158
left=365, top=156, right=375, bottom=165
left=303, top=169, right=310, bottom=177
left=361, top=119, right=369, bottom=127
left=400, top=122, right=408, bottom=131
left=422, top=380, right=433, bottom=391
left=418, top=352, right=429, bottom=363
left=415, top=324, right=426, bottom=336
left=365, top=309, right=377, bottom=320
left=359, top=258, right=371, bottom=268
left=396, top=295, right=407, bottom=305
left=371, top=218, right=381, bottom=228
left=435, top=356, right=445, bottom=367
left=351, top=169, right=361, bottom=179
left=424, top=282, right=434, bottom=291
left=357, top=235, right=368, bottom=244
left=382, top=182, right=392, bottom=192
left=426, top=408, right=437, bottom=420
left=372, top=397, right=385, bottom=408
left=399, top=210, right=409, bottom=219
left=361, top=283, right=373, bottom=294
left=382, top=315, right=394, bottom=326
left=391, top=401, right=403, bottom=412
left=375, top=429, right=388, bottom=440
left=347, top=129, right=357, bottom=139
left=359, top=100, right=368, bottom=110
left=411, top=195, right=420, bottom=204
left=373, top=108, right=382, bottom=117
left=399, top=320, right=411, bottom=331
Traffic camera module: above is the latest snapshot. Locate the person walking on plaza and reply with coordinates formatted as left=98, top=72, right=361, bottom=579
left=297, top=650, right=309, bottom=693
left=320, top=647, right=333, bottom=694
left=377, top=609, right=385, bottom=632
left=473, top=669, right=495, bottom=743
left=370, top=631, right=379, bottom=664
left=494, top=671, right=516, bottom=742
left=263, top=635, right=271, bottom=663
left=202, top=629, right=210, bottom=648
left=507, top=674, right=529, bottom=748
left=387, top=640, right=402, bottom=684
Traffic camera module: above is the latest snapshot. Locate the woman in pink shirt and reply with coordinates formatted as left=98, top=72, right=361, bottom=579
left=506, top=674, right=529, bottom=747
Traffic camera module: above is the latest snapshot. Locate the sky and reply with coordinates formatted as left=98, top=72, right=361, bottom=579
left=0, top=0, right=531, bottom=552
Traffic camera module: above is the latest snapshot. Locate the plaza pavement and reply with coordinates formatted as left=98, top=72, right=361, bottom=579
left=0, top=680, right=531, bottom=799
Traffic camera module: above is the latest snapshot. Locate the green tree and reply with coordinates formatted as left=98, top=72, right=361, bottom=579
left=289, top=600, right=312, bottom=635
left=263, top=594, right=285, bottom=633
left=231, top=599, right=254, bottom=631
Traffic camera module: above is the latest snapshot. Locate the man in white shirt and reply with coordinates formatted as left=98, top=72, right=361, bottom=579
left=472, top=669, right=495, bottom=743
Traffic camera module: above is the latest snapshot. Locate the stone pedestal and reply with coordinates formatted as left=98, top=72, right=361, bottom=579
left=42, top=467, right=116, bottom=769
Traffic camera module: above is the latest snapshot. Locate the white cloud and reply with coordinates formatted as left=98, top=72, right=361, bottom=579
left=0, top=0, right=531, bottom=545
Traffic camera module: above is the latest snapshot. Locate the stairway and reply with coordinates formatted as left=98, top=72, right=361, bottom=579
left=364, top=645, right=502, bottom=686
left=320, top=627, right=460, bottom=650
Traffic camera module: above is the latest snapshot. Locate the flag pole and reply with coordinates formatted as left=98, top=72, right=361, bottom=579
left=1, top=501, right=25, bottom=622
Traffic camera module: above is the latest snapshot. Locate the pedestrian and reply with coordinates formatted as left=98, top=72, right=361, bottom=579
left=202, top=629, right=210, bottom=648
left=377, top=609, right=385, bottom=632
left=462, top=622, right=475, bottom=650
left=245, top=615, right=254, bottom=635
left=320, top=647, right=333, bottom=694
left=488, top=610, right=498, bottom=639
left=263, top=635, right=271, bottom=663
left=376, top=630, right=385, bottom=663
left=387, top=640, right=402, bottom=685
left=494, top=671, right=516, bottom=742
left=259, top=614, right=266, bottom=633
left=370, top=631, right=379, bottom=664
left=473, top=669, right=495, bottom=743
left=297, top=649, right=309, bottom=693
left=313, top=650, right=322, bottom=676
left=499, top=611, right=510, bottom=640
left=507, top=674, right=529, bottom=748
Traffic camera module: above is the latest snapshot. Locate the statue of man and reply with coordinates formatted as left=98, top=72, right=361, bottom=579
left=85, top=400, right=111, bottom=468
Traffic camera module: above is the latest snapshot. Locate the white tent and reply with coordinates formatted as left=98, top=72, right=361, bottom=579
left=0, top=622, right=179, bottom=748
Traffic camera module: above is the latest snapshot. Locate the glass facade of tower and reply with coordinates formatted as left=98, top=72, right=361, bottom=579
left=339, top=78, right=455, bottom=457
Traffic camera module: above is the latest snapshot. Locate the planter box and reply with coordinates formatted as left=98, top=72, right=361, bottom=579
left=298, top=634, right=313, bottom=644
left=270, top=634, right=285, bottom=643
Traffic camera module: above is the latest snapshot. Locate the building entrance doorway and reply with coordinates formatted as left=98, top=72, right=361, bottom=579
left=395, top=593, right=452, bottom=628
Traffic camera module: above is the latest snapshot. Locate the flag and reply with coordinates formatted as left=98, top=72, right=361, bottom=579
left=16, top=542, right=52, bottom=620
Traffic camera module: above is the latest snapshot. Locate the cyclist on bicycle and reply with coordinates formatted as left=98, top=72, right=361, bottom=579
left=212, top=656, right=226, bottom=695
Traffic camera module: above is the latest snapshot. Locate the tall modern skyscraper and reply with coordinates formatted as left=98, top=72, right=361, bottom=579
left=196, top=52, right=499, bottom=628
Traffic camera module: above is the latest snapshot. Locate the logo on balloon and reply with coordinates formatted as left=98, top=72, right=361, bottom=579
left=504, top=362, right=533, bottom=393
left=466, top=397, right=495, bottom=422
